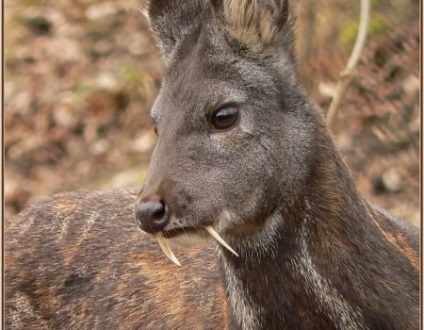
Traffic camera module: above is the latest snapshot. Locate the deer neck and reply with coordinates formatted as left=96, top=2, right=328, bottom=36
left=218, top=135, right=375, bottom=329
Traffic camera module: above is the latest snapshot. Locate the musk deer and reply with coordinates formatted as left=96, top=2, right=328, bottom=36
left=5, top=0, right=419, bottom=329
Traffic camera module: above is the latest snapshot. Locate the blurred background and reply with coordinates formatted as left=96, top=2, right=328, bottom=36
left=4, top=0, right=420, bottom=227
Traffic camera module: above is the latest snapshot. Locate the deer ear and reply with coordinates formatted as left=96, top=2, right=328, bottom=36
left=145, top=0, right=205, bottom=65
left=210, top=0, right=294, bottom=54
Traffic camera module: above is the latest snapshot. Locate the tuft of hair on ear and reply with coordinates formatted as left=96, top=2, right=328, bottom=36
left=211, top=0, right=294, bottom=54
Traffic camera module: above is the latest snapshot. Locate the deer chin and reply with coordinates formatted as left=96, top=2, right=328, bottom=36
left=165, top=227, right=210, bottom=248
left=154, top=225, right=239, bottom=266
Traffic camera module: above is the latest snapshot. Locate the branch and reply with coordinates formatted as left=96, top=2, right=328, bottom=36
left=326, top=0, right=370, bottom=130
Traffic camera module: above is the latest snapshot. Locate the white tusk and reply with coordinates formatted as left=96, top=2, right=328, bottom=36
left=205, top=226, right=238, bottom=257
left=156, top=232, right=181, bottom=266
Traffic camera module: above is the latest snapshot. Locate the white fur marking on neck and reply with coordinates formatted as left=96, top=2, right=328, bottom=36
left=218, top=211, right=283, bottom=329
left=295, top=205, right=367, bottom=330
left=221, top=252, right=262, bottom=330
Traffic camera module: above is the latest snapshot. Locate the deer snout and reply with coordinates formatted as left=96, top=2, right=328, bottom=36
left=135, top=195, right=169, bottom=233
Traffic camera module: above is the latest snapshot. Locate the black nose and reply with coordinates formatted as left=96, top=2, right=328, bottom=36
left=135, top=198, right=169, bottom=233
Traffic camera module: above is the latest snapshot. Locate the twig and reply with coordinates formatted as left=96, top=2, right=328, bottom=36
left=326, top=0, right=370, bottom=130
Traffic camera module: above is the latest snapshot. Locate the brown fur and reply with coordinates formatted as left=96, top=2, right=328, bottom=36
left=5, top=190, right=229, bottom=329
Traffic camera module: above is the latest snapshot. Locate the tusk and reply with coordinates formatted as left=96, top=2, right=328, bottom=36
left=205, top=226, right=238, bottom=257
left=156, top=232, right=181, bottom=266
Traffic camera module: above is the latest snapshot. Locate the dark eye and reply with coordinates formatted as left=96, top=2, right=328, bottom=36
left=211, top=106, right=239, bottom=130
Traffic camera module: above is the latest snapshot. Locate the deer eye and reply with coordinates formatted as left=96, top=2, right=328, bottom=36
left=211, top=106, right=239, bottom=131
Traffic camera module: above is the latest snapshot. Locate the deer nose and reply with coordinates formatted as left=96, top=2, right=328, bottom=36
left=135, top=198, right=169, bottom=233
